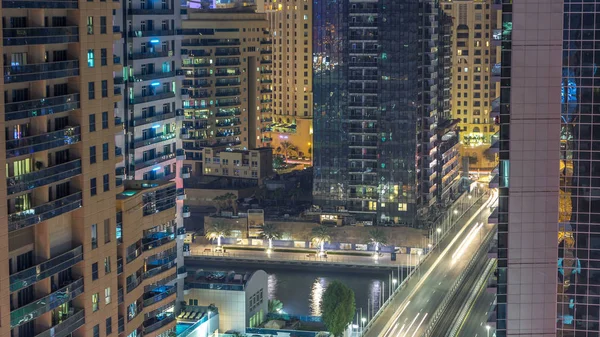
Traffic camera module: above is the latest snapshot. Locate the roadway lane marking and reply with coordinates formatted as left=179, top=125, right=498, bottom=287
left=382, top=301, right=410, bottom=337
left=375, top=192, right=495, bottom=337
left=400, top=314, right=420, bottom=337
left=395, top=324, right=406, bottom=337
left=409, top=313, right=428, bottom=337
left=388, top=323, right=400, bottom=337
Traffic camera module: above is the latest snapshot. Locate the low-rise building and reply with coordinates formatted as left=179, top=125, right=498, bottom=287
left=202, top=147, right=273, bottom=184
left=184, top=270, right=268, bottom=332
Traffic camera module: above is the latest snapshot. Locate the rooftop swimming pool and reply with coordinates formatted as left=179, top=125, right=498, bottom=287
left=176, top=322, right=193, bottom=336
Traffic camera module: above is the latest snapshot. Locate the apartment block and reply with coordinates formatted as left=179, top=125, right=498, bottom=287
left=179, top=8, right=272, bottom=177
left=116, top=181, right=183, bottom=337
left=256, top=0, right=313, bottom=161
left=1, top=0, right=122, bottom=336
left=442, top=0, right=498, bottom=171
left=202, top=147, right=273, bottom=185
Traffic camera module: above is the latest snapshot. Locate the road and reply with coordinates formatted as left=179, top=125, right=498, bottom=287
left=363, top=190, right=497, bottom=337
left=188, top=243, right=421, bottom=267
left=456, top=285, right=496, bottom=337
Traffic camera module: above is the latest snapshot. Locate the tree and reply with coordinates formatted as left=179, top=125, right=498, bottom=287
left=273, top=156, right=285, bottom=169
left=368, top=228, right=388, bottom=253
left=311, top=226, right=331, bottom=253
left=268, top=299, right=284, bottom=314
left=321, top=281, right=356, bottom=337
left=222, top=192, right=238, bottom=215
left=260, top=223, right=281, bottom=249
left=212, top=195, right=227, bottom=214
left=254, top=187, right=267, bottom=204
left=205, top=222, right=231, bottom=247
left=280, top=141, right=298, bottom=160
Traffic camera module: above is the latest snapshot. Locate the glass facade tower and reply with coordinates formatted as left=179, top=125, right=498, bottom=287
left=312, top=0, right=459, bottom=226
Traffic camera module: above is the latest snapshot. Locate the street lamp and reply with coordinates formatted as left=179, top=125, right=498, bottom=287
left=486, top=325, right=491, bottom=337
left=436, top=227, right=441, bottom=245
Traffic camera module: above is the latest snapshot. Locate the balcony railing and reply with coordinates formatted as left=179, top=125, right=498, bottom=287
left=129, top=50, right=172, bottom=60
left=5, top=94, right=80, bottom=122
left=10, top=246, right=83, bottom=292
left=4, top=60, right=79, bottom=83
left=143, top=287, right=176, bottom=307
left=8, top=159, right=82, bottom=195
left=130, top=91, right=175, bottom=105
left=6, top=126, right=81, bottom=158
left=34, top=308, right=85, bottom=337
left=128, top=7, right=174, bottom=15
left=128, top=29, right=176, bottom=38
left=144, top=260, right=176, bottom=279
left=134, top=133, right=176, bottom=149
left=130, top=111, right=176, bottom=127
left=2, top=0, right=78, bottom=8
left=133, top=71, right=178, bottom=82
left=10, top=278, right=84, bottom=328
left=143, top=314, right=175, bottom=334
left=134, top=152, right=176, bottom=170
left=142, top=233, right=175, bottom=251
left=8, top=191, right=83, bottom=232
left=3, top=26, right=79, bottom=46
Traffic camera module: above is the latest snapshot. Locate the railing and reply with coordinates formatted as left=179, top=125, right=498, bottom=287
left=143, top=287, right=176, bottom=307
left=130, top=111, right=176, bottom=127
left=4, top=60, right=79, bottom=83
left=5, top=94, right=80, bottom=121
left=129, top=50, right=171, bottom=60
left=134, top=70, right=178, bottom=82
left=128, top=7, right=174, bottom=15
left=130, top=91, right=175, bottom=105
left=144, top=261, right=177, bottom=279
left=34, top=308, right=85, bottom=337
left=8, top=191, right=83, bottom=232
left=134, top=133, right=176, bottom=149
left=126, top=274, right=143, bottom=293
left=3, top=26, right=79, bottom=46
left=142, top=233, right=175, bottom=251
left=126, top=246, right=142, bottom=264
left=134, top=152, right=176, bottom=170
left=10, top=246, right=83, bottom=292
left=143, top=314, right=175, bottom=334
left=2, top=0, right=78, bottom=8
left=128, top=29, right=176, bottom=38
left=8, top=159, right=82, bottom=195
left=6, top=126, right=81, bottom=158
left=10, top=278, right=84, bottom=328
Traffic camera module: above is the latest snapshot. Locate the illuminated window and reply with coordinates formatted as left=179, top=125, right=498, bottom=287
left=87, top=49, right=95, bottom=67
left=92, top=293, right=99, bottom=311
left=398, top=203, right=408, bottom=211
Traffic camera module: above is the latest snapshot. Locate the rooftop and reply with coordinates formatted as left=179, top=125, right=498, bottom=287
left=117, top=180, right=174, bottom=199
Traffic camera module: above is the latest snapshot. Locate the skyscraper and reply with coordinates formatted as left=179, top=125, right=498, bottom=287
left=311, top=0, right=460, bottom=226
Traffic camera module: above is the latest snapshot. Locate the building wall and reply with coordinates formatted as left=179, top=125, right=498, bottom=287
left=185, top=289, right=246, bottom=333
left=244, top=270, right=267, bottom=328
left=497, top=0, right=562, bottom=335
left=256, top=0, right=314, bottom=159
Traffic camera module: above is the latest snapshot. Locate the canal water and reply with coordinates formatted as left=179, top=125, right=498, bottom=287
left=200, top=265, right=398, bottom=316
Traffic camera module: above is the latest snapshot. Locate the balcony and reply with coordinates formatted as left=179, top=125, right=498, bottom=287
left=128, top=30, right=176, bottom=38
left=129, top=50, right=172, bottom=60
left=133, top=70, right=179, bottom=82
left=2, top=0, right=78, bottom=8
left=3, top=26, right=79, bottom=46
left=34, top=308, right=85, bottom=337
left=142, top=232, right=176, bottom=251
left=8, top=191, right=83, bottom=232
left=134, top=133, right=176, bottom=149
left=181, top=167, right=191, bottom=179
left=130, top=111, right=176, bottom=127
left=4, top=60, right=79, bottom=83
left=143, top=286, right=176, bottom=307
left=143, top=314, right=175, bottom=334
left=5, top=94, right=79, bottom=122
left=134, top=152, right=176, bottom=170
left=176, top=149, right=185, bottom=160
left=130, top=91, right=176, bottom=105
left=128, top=7, right=174, bottom=15
left=10, top=246, right=83, bottom=293
left=144, top=260, right=177, bottom=279
left=177, top=266, right=188, bottom=279
left=11, top=278, right=84, bottom=328
left=177, top=227, right=186, bottom=240
left=182, top=206, right=190, bottom=218
left=215, top=90, right=241, bottom=97
left=6, top=126, right=81, bottom=158
left=8, top=159, right=82, bottom=195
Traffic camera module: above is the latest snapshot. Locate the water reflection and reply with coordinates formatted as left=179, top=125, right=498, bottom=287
left=266, top=270, right=387, bottom=316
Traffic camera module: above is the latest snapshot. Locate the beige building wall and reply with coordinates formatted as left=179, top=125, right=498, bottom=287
left=256, top=0, right=313, bottom=161
left=1, top=0, right=122, bottom=336
left=442, top=0, right=498, bottom=170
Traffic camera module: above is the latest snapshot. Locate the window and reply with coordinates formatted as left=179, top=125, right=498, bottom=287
left=92, top=293, right=100, bottom=311
left=100, top=16, right=106, bottom=34
left=89, top=114, right=96, bottom=132
left=103, top=143, right=109, bottom=161
left=92, top=223, right=98, bottom=249
left=87, top=49, right=95, bottom=67
left=90, top=146, right=96, bottom=164
left=102, top=111, right=109, bottom=129
left=92, top=262, right=99, bottom=280
left=93, top=325, right=100, bottom=337
left=104, top=219, right=111, bottom=244
left=103, top=174, right=109, bottom=192
left=87, top=16, right=93, bottom=34
left=88, top=82, right=95, bottom=99
left=101, top=49, right=107, bottom=66
left=105, top=256, right=111, bottom=273
left=101, top=80, right=108, bottom=98
left=105, top=287, right=111, bottom=304
left=106, top=317, right=112, bottom=335
left=91, top=178, right=97, bottom=196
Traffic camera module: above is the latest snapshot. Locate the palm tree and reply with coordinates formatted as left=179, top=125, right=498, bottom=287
left=260, top=223, right=281, bottom=249
left=212, top=195, right=226, bottom=214
left=280, top=141, right=297, bottom=160
left=368, top=228, right=388, bottom=253
left=222, top=192, right=238, bottom=215
left=205, top=222, right=231, bottom=247
left=311, top=226, right=331, bottom=253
